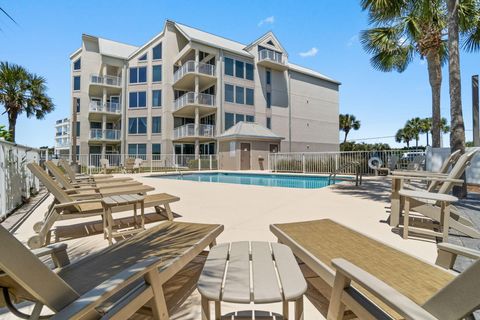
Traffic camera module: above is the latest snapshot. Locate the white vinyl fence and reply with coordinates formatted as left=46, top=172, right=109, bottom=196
left=0, top=140, right=40, bottom=220
left=268, top=150, right=425, bottom=175
left=55, top=154, right=218, bottom=174
left=426, top=147, right=480, bottom=184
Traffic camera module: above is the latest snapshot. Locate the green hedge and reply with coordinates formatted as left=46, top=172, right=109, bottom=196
left=187, top=159, right=218, bottom=170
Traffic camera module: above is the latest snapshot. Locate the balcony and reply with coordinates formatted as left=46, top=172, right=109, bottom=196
left=90, top=74, right=122, bottom=88
left=55, top=141, right=70, bottom=149
left=89, top=101, right=121, bottom=115
left=173, top=124, right=215, bottom=142
left=173, top=61, right=216, bottom=89
left=257, top=49, right=287, bottom=71
left=89, top=129, right=121, bottom=141
left=173, top=92, right=216, bottom=117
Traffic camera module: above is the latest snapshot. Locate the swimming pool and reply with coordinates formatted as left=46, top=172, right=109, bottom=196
left=154, top=172, right=343, bottom=189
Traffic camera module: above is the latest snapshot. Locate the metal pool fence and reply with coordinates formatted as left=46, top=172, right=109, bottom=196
left=55, top=154, right=218, bottom=174
left=268, top=150, right=425, bottom=175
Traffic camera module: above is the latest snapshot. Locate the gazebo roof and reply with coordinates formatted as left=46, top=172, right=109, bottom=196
left=217, top=122, right=284, bottom=141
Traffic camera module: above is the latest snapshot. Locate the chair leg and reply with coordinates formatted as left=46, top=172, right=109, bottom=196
left=327, top=272, right=351, bottom=320
left=201, top=297, right=210, bottom=320
left=295, top=296, right=304, bottom=320
left=214, top=301, right=221, bottom=320
left=442, top=202, right=450, bottom=242
left=283, top=301, right=289, bottom=320
left=403, top=197, right=410, bottom=239
left=145, top=270, right=169, bottom=320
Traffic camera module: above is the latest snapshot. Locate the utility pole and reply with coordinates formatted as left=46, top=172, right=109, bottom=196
left=473, top=75, right=479, bottom=146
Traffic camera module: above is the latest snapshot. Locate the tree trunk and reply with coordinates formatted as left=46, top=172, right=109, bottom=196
left=406, top=141, right=410, bottom=148
left=426, top=132, right=430, bottom=146
left=426, top=51, right=442, bottom=148
left=448, top=0, right=467, bottom=198
left=7, top=108, right=17, bottom=142
left=343, top=130, right=349, bottom=143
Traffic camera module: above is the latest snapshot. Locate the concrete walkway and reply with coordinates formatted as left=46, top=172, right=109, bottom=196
left=2, top=173, right=479, bottom=319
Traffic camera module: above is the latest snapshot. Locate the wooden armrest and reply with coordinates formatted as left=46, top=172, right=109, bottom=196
left=391, top=175, right=464, bottom=184
left=331, top=258, right=438, bottom=320
left=392, top=171, right=447, bottom=177
left=32, top=243, right=70, bottom=267
left=65, top=186, right=99, bottom=193
left=51, top=256, right=162, bottom=319
left=69, top=193, right=102, bottom=200
left=436, top=243, right=480, bottom=265
left=54, top=198, right=104, bottom=209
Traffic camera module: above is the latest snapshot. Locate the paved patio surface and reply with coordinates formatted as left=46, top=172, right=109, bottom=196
left=2, top=173, right=479, bottom=319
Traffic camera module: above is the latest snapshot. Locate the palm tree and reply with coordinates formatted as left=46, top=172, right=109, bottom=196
left=421, top=118, right=432, bottom=145
left=395, top=127, right=414, bottom=147
left=339, top=114, right=361, bottom=143
left=0, top=62, right=54, bottom=142
left=406, top=117, right=423, bottom=147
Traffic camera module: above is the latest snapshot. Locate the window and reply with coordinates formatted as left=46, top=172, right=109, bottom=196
left=129, top=91, right=147, bottom=108
left=266, top=117, right=271, bottom=129
left=76, top=122, right=80, bottom=136
left=235, top=114, right=245, bottom=123
left=128, top=144, right=147, bottom=156
left=152, top=117, right=161, bottom=134
left=266, top=70, right=271, bottom=85
left=152, top=143, right=161, bottom=155
left=138, top=53, right=147, bottom=61
left=225, top=84, right=234, bottom=103
left=224, top=58, right=234, bottom=76
left=246, top=63, right=254, bottom=80
left=266, top=92, right=271, bottom=108
left=73, top=58, right=81, bottom=70
left=235, top=60, right=244, bottom=78
left=246, top=88, right=254, bottom=106
left=152, top=90, right=162, bottom=107
left=73, top=76, right=80, bottom=91
left=129, top=67, right=147, bottom=84
left=246, top=115, right=255, bottom=122
left=225, top=113, right=235, bottom=130
left=152, top=44, right=162, bottom=60
left=128, top=117, right=147, bottom=134
left=235, top=86, right=245, bottom=104
left=75, top=98, right=80, bottom=112
left=152, top=65, right=162, bottom=82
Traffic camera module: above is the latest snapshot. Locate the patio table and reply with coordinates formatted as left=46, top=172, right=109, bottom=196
left=197, top=241, right=307, bottom=320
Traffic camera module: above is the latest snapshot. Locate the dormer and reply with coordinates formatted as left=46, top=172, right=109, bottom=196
left=244, top=32, right=288, bottom=71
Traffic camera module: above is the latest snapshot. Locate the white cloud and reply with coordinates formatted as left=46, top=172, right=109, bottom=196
left=347, top=35, right=358, bottom=47
left=258, top=16, right=275, bottom=27
left=299, top=47, right=318, bottom=57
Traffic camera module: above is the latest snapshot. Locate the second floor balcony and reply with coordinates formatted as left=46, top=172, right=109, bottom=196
left=90, top=74, right=122, bottom=88
left=257, top=49, right=287, bottom=71
left=89, top=129, right=121, bottom=141
left=173, top=124, right=215, bottom=142
left=173, top=61, right=216, bottom=89
left=89, top=101, right=122, bottom=115
left=173, top=92, right=216, bottom=117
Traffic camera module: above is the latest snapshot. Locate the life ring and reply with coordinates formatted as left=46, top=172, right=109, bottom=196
left=368, top=157, right=383, bottom=169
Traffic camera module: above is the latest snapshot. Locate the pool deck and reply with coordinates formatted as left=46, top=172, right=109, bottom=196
left=3, top=171, right=479, bottom=319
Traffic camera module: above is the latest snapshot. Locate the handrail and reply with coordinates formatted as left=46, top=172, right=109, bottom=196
left=258, top=49, right=284, bottom=64
left=173, top=92, right=216, bottom=111
left=90, top=74, right=122, bottom=87
left=173, top=61, right=216, bottom=82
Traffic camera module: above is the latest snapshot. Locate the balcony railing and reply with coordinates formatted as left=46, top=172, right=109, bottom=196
left=89, top=101, right=121, bottom=114
left=173, top=92, right=216, bottom=111
left=90, top=129, right=121, bottom=140
left=173, top=61, right=216, bottom=83
left=173, top=124, right=215, bottom=139
left=258, top=49, right=285, bottom=65
left=90, top=74, right=122, bottom=87
left=55, top=141, right=70, bottom=148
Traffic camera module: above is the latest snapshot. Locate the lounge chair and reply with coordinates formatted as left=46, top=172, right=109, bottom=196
left=27, top=162, right=179, bottom=248
left=375, top=155, right=398, bottom=176
left=123, top=158, right=143, bottom=173
left=45, top=161, right=141, bottom=191
left=0, top=221, right=223, bottom=319
left=100, top=158, right=118, bottom=174
left=58, top=159, right=115, bottom=182
left=406, top=154, right=425, bottom=171
left=390, top=149, right=480, bottom=239
left=270, top=219, right=480, bottom=320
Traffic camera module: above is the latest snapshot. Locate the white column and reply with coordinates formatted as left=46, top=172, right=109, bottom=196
left=195, top=107, right=200, bottom=159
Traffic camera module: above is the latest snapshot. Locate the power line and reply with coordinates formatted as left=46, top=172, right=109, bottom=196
left=348, top=129, right=474, bottom=142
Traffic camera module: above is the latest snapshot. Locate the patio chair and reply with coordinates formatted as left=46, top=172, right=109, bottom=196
left=27, top=163, right=180, bottom=248
left=58, top=159, right=116, bottom=182
left=45, top=161, right=140, bottom=190
left=375, top=155, right=399, bottom=176
left=134, top=158, right=143, bottom=172
left=390, top=149, right=480, bottom=239
left=123, top=158, right=143, bottom=173
left=270, top=219, right=480, bottom=320
left=100, top=158, right=118, bottom=174
left=0, top=221, right=223, bottom=319
left=406, top=154, right=426, bottom=171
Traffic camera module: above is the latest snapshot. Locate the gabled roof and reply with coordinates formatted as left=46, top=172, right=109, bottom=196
left=80, top=34, right=138, bottom=59
left=244, top=31, right=288, bottom=56
left=174, top=22, right=253, bottom=58
left=288, top=63, right=341, bottom=85
left=217, top=122, right=284, bottom=140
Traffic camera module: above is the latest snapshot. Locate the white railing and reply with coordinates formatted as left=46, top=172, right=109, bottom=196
left=0, top=140, right=40, bottom=219
left=258, top=49, right=284, bottom=65
left=89, top=101, right=122, bottom=114
left=173, top=124, right=215, bottom=139
left=55, top=141, right=70, bottom=148
left=173, top=92, right=216, bottom=111
left=58, top=154, right=218, bottom=174
left=173, top=60, right=216, bottom=82
left=268, top=150, right=425, bottom=175
left=90, top=74, right=122, bottom=87
left=89, top=129, right=121, bottom=140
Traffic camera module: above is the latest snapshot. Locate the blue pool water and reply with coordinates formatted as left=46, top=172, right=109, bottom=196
left=154, top=172, right=343, bottom=189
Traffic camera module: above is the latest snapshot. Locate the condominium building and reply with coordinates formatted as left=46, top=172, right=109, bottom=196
left=70, top=20, right=340, bottom=169
left=54, top=118, right=71, bottom=158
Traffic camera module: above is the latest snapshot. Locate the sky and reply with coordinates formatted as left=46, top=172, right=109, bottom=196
left=0, top=0, right=479, bottom=148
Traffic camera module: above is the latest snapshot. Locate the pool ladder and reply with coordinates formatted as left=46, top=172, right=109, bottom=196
left=328, top=161, right=363, bottom=186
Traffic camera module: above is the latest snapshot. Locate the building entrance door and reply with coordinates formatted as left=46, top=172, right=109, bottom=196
left=240, top=143, right=251, bottom=170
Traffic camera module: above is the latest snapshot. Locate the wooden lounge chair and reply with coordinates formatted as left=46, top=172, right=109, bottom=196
left=27, top=162, right=179, bottom=249
left=270, top=219, right=480, bottom=320
left=100, top=158, right=118, bottom=174
left=0, top=221, right=223, bottom=319
left=390, top=149, right=480, bottom=239
left=45, top=161, right=141, bottom=191
left=375, top=155, right=398, bottom=176
left=58, top=159, right=115, bottom=182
